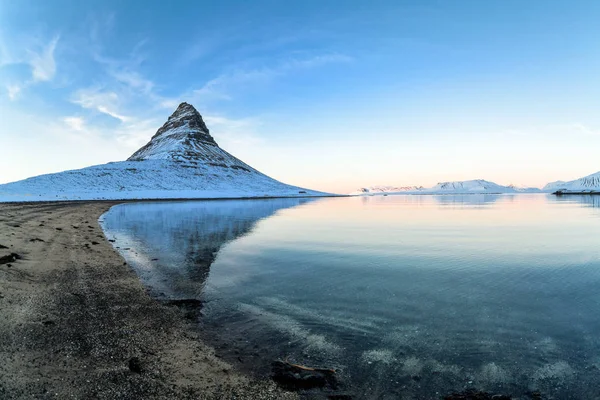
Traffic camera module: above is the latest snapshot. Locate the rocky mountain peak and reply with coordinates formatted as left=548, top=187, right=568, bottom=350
left=154, top=102, right=211, bottom=138
left=128, top=102, right=219, bottom=161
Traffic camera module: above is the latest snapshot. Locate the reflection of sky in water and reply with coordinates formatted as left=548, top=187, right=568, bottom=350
left=102, top=194, right=600, bottom=399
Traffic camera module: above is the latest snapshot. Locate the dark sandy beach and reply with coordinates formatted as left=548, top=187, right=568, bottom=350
left=0, top=201, right=296, bottom=399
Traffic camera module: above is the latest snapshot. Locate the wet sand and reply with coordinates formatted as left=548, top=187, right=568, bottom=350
left=0, top=201, right=296, bottom=399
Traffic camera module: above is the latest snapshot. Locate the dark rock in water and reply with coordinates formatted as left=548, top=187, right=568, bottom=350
left=29, top=238, right=45, bottom=242
left=0, top=253, right=21, bottom=265
left=91, top=241, right=100, bottom=245
left=444, top=390, right=511, bottom=400
left=128, top=357, right=143, bottom=373
left=0, top=244, right=8, bottom=249
left=271, top=360, right=338, bottom=390
left=42, top=320, right=55, bottom=326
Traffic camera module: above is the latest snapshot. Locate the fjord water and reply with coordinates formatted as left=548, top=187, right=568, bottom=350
left=102, top=195, right=600, bottom=399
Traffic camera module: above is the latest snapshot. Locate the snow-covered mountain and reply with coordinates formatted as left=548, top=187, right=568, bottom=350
left=430, top=179, right=516, bottom=193
left=543, top=171, right=600, bottom=193
left=507, top=185, right=543, bottom=193
left=0, top=103, right=328, bottom=201
left=350, top=185, right=425, bottom=195
left=352, top=180, right=541, bottom=195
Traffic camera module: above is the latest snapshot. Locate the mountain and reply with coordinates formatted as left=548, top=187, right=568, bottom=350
left=543, top=171, right=600, bottom=193
left=429, top=179, right=517, bottom=193
left=352, top=179, right=541, bottom=195
left=350, top=185, right=425, bottom=195
left=507, top=185, right=542, bottom=193
left=0, top=103, right=328, bottom=201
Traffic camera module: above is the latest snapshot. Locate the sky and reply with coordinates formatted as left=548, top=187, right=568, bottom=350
left=1, top=0, right=600, bottom=193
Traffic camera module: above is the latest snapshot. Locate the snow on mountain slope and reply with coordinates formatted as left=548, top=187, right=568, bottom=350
left=543, top=171, right=600, bottom=193
left=351, top=180, right=539, bottom=195
left=0, top=103, right=329, bottom=202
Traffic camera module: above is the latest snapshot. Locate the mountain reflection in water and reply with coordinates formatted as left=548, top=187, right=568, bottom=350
left=101, top=198, right=315, bottom=298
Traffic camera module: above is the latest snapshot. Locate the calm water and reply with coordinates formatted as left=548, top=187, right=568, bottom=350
left=101, top=195, right=600, bottom=399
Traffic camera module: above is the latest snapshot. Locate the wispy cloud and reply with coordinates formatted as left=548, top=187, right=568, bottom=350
left=71, top=87, right=130, bottom=122
left=203, top=115, right=263, bottom=147
left=6, top=84, right=21, bottom=100
left=80, top=38, right=178, bottom=112
left=0, top=35, right=60, bottom=100
left=29, top=35, right=59, bottom=82
left=59, top=112, right=157, bottom=154
left=111, top=69, right=154, bottom=94
left=569, top=123, right=599, bottom=136
left=63, top=116, right=86, bottom=131
left=193, top=53, right=353, bottom=102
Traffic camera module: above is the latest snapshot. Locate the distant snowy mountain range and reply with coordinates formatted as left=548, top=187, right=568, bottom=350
left=351, top=179, right=543, bottom=195
left=354, top=172, right=600, bottom=195
left=0, top=103, right=328, bottom=201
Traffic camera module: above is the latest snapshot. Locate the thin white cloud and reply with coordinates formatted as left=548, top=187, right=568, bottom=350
left=203, top=114, right=264, bottom=148
left=63, top=116, right=86, bottom=131
left=111, top=69, right=154, bottom=94
left=569, top=123, right=599, bottom=136
left=193, top=53, right=353, bottom=101
left=6, top=84, right=21, bottom=100
left=71, top=87, right=130, bottom=122
left=29, top=36, right=59, bottom=82
left=87, top=42, right=180, bottom=111
left=159, top=98, right=180, bottom=109
left=0, top=35, right=60, bottom=100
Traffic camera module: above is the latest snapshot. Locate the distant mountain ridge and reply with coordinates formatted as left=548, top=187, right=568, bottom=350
left=0, top=103, right=328, bottom=202
left=354, top=171, right=600, bottom=196
left=352, top=185, right=425, bottom=195
left=352, top=179, right=541, bottom=195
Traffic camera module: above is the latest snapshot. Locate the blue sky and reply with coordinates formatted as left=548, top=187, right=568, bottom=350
left=1, top=0, right=600, bottom=193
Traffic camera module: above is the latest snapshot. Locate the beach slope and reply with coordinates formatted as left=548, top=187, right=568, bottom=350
left=0, top=202, right=294, bottom=399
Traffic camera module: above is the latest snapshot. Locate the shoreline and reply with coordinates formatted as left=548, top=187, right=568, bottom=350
left=0, top=194, right=346, bottom=205
left=0, top=201, right=296, bottom=399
